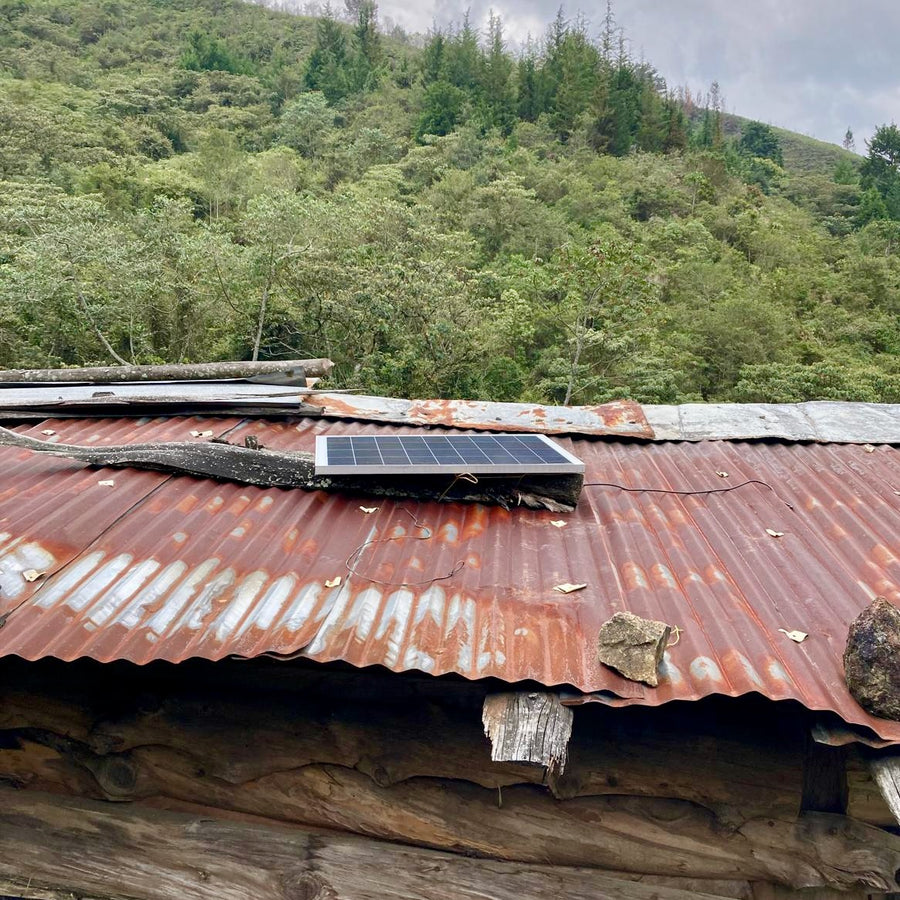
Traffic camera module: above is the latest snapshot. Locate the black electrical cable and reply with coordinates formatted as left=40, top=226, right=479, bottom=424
left=582, top=478, right=794, bottom=509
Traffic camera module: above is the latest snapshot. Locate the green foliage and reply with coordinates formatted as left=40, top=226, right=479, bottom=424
left=416, top=80, right=465, bottom=139
left=180, top=31, right=253, bottom=76
left=303, top=12, right=351, bottom=102
left=738, top=121, right=784, bottom=166
left=861, top=122, right=900, bottom=220
left=277, top=92, right=333, bottom=157
left=1, top=0, right=899, bottom=405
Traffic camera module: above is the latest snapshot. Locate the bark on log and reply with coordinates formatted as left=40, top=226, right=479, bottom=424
left=482, top=692, right=573, bottom=775
left=0, top=788, right=744, bottom=900
left=0, top=359, right=334, bottom=384
left=0, top=427, right=582, bottom=510
left=750, top=887, right=869, bottom=900
left=6, top=725, right=893, bottom=892
left=138, top=754, right=900, bottom=890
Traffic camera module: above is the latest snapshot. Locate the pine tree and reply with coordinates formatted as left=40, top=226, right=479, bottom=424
left=349, top=0, right=381, bottom=92
left=546, top=15, right=599, bottom=141
left=444, top=13, right=480, bottom=92
left=515, top=52, right=540, bottom=122
left=481, top=13, right=515, bottom=133
left=304, top=8, right=351, bottom=102
left=421, top=29, right=446, bottom=84
left=709, top=80, right=724, bottom=149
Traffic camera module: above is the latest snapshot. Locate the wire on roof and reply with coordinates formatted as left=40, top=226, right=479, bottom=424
left=346, top=508, right=466, bottom=587
left=582, top=478, right=795, bottom=510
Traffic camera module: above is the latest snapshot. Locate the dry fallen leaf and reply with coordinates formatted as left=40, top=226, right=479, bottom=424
left=715, top=471, right=729, bottom=478
left=98, top=480, right=115, bottom=487
left=863, top=444, right=876, bottom=453
left=40, top=429, right=56, bottom=436
left=550, top=520, right=567, bottom=528
left=22, top=569, right=44, bottom=582
left=765, top=528, right=784, bottom=538
left=190, top=430, right=214, bottom=438
left=554, top=582, right=587, bottom=594
left=324, top=576, right=342, bottom=588
left=359, top=506, right=378, bottom=514
left=779, top=628, right=808, bottom=643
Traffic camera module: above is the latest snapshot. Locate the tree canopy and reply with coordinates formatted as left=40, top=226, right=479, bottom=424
left=0, top=0, right=896, bottom=404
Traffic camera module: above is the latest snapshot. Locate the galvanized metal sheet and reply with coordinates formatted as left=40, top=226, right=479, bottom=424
left=645, top=402, right=900, bottom=443
left=1, top=415, right=900, bottom=742
left=0, top=382, right=307, bottom=409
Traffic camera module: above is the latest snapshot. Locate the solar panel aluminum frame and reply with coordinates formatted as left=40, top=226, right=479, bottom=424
left=314, top=433, right=585, bottom=476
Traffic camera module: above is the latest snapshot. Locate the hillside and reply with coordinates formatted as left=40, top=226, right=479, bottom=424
left=718, top=112, right=857, bottom=175
left=1, top=0, right=898, bottom=404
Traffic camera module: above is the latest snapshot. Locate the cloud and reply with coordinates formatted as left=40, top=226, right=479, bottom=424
left=377, top=0, right=900, bottom=145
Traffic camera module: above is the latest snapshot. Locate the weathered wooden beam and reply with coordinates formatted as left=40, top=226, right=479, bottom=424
left=0, top=359, right=334, bottom=384
left=749, top=886, right=869, bottom=900
left=8, top=726, right=894, bottom=892
left=868, top=753, right=900, bottom=827
left=0, top=427, right=582, bottom=510
left=0, top=676, right=805, bottom=818
left=0, top=788, right=741, bottom=900
left=482, top=692, right=573, bottom=775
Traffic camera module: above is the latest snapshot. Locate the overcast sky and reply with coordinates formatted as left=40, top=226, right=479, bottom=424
left=377, top=0, right=900, bottom=148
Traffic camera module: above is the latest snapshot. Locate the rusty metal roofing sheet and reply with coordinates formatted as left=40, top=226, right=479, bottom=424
left=301, top=394, right=653, bottom=438
left=1, top=415, right=899, bottom=741
left=0, top=385, right=652, bottom=438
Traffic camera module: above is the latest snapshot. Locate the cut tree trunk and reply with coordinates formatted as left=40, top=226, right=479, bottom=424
left=0, top=359, right=334, bottom=384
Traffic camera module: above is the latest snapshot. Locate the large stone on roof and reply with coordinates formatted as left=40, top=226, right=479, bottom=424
left=597, top=612, right=672, bottom=687
left=844, top=597, right=900, bottom=721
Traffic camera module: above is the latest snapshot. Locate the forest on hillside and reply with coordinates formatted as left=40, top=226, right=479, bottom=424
left=1, top=0, right=899, bottom=403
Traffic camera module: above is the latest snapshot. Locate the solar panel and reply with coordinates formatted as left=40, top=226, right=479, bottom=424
left=314, top=433, right=585, bottom=475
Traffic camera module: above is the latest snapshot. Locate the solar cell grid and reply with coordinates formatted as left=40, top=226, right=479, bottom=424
left=314, top=433, right=584, bottom=475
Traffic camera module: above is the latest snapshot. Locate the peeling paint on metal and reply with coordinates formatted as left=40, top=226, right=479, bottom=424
left=302, top=394, right=653, bottom=438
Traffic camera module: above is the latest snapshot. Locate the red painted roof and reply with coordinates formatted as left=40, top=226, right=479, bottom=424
left=1, top=413, right=899, bottom=741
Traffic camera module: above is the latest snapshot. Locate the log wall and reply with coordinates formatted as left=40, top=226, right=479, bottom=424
left=0, top=657, right=897, bottom=899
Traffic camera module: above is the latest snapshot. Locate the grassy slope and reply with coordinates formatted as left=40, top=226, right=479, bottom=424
left=720, top=111, right=857, bottom=175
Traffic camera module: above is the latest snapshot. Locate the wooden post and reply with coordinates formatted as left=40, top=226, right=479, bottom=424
left=868, top=754, right=900, bottom=827
left=482, top=692, right=574, bottom=775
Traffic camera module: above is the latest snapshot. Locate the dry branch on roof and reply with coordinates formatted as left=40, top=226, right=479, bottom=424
left=0, top=359, right=334, bottom=384
left=0, top=426, right=582, bottom=510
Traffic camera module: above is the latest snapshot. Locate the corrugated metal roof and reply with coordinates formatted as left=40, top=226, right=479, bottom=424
left=644, top=401, right=900, bottom=443
left=1, top=414, right=900, bottom=741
